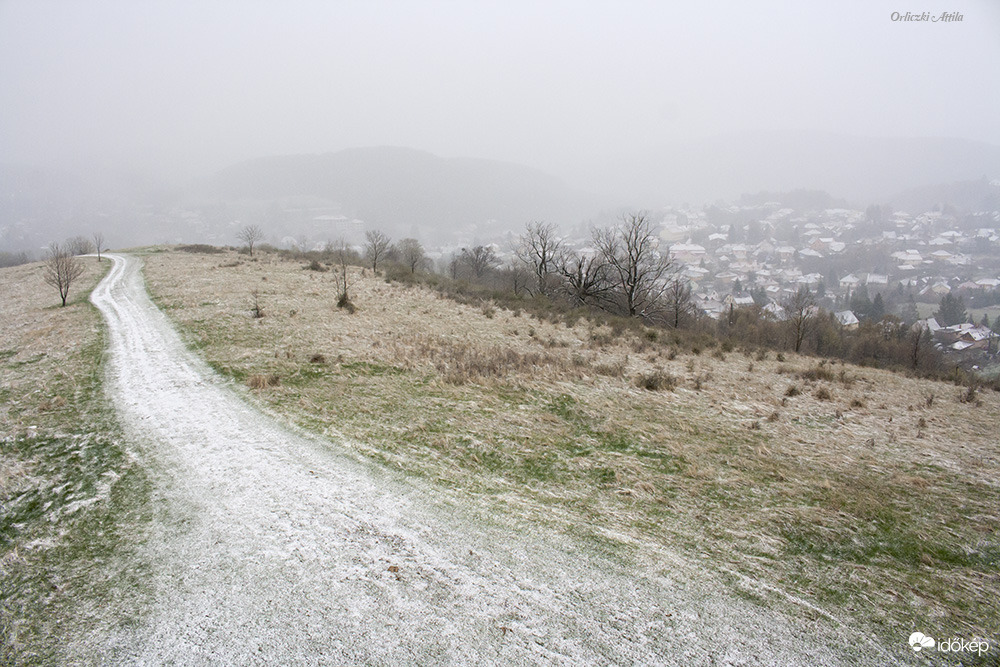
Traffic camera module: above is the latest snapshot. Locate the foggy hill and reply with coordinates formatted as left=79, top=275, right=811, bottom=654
left=886, top=177, right=1000, bottom=214
left=198, top=147, right=604, bottom=242
left=583, top=132, right=1000, bottom=207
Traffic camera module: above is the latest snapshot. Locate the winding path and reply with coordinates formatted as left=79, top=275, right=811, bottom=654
left=84, top=253, right=883, bottom=665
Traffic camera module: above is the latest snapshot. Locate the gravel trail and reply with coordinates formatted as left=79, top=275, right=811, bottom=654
left=83, top=253, right=899, bottom=665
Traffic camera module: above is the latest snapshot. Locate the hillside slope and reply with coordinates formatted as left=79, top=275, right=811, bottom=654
left=141, top=245, right=1000, bottom=663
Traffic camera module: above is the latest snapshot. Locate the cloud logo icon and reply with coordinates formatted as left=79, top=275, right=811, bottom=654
left=910, top=632, right=935, bottom=651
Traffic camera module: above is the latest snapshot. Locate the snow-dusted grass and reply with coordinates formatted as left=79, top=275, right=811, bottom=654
left=143, top=247, right=1000, bottom=656
left=0, top=258, right=151, bottom=663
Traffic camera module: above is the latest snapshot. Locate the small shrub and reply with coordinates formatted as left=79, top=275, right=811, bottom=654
left=249, top=289, right=265, bottom=319
left=712, top=349, right=726, bottom=361
left=667, top=348, right=678, bottom=360
left=785, top=385, right=800, bottom=397
left=309, top=353, right=326, bottom=364
left=755, top=349, right=768, bottom=362
left=959, top=385, right=979, bottom=405
left=776, top=352, right=785, bottom=362
left=767, top=411, right=780, bottom=422
left=925, top=393, right=935, bottom=408
left=917, top=417, right=927, bottom=429
left=305, top=259, right=327, bottom=272
left=815, top=387, right=832, bottom=401
left=692, top=372, right=710, bottom=391
left=850, top=398, right=865, bottom=408
left=480, top=300, right=496, bottom=319
left=337, top=292, right=356, bottom=314
left=636, top=370, right=677, bottom=391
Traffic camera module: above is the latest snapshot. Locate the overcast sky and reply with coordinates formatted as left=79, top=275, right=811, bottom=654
left=1, top=0, right=998, bottom=181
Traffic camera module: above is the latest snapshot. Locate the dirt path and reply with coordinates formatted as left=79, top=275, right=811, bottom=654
left=82, top=253, right=897, bottom=665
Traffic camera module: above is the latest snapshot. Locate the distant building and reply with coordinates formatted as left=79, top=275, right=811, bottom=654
left=835, top=310, right=860, bottom=329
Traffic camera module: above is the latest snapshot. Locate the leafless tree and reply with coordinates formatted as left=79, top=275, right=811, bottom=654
left=499, top=262, right=532, bottom=297
left=515, top=222, right=563, bottom=296
left=66, top=235, right=95, bottom=256
left=238, top=224, right=264, bottom=257
left=396, top=238, right=427, bottom=274
left=783, top=286, right=817, bottom=353
left=457, top=245, right=501, bottom=280
left=364, top=230, right=392, bottom=272
left=910, top=322, right=933, bottom=370
left=44, top=242, right=85, bottom=307
left=593, top=212, right=673, bottom=319
left=329, top=238, right=353, bottom=309
left=92, top=232, right=106, bottom=261
left=558, top=251, right=610, bottom=307
left=663, top=276, right=694, bottom=328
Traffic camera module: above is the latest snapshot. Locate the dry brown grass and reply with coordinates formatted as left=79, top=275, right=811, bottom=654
left=140, top=246, right=1000, bottom=647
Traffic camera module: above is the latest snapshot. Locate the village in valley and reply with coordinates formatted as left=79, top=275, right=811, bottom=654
left=647, top=196, right=1000, bottom=357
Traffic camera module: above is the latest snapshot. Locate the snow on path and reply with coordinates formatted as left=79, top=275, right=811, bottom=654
left=83, top=254, right=891, bottom=665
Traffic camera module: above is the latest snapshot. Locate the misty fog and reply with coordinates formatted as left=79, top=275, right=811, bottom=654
left=1, top=1, right=999, bottom=251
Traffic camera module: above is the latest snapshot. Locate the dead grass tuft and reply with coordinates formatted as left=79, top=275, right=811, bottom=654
left=635, top=369, right=676, bottom=391
left=247, top=374, right=281, bottom=389
left=799, top=365, right=835, bottom=382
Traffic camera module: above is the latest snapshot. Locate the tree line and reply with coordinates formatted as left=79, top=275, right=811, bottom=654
left=236, top=219, right=997, bottom=382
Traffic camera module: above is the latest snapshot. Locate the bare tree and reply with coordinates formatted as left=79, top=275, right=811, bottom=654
left=663, top=276, right=694, bottom=328
left=333, top=243, right=354, bottom=311
left=66, top=235, right=94, bottom=256
left=910, top=322, right=932, bottom=370
left=396, top=238, right=426, bottom=274
left=44, top=242, right=85, bottom=307
left=457, top=245, right=500, bottom=280
left=364, top=230, right=392, bottom=272
left=92, top=232, right=106, bottom=261
left=783, top=286, right=817, bottom=353
left=500, top=262, right=532, bottom=297
left=593, top=212, right=673, bottom=319
left=238, top=224, right=264, bottom=257
left=515, top=222, right=562, bottom=296
left=558, top=251, right=610, bottom=307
